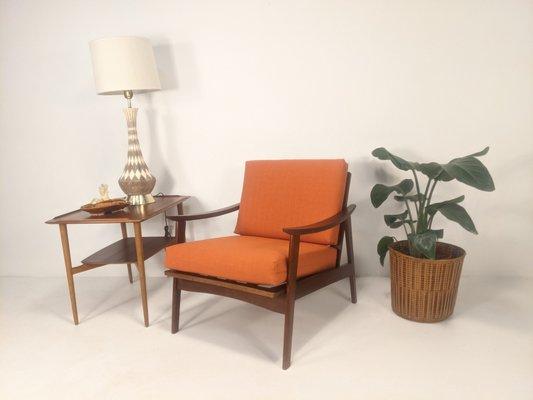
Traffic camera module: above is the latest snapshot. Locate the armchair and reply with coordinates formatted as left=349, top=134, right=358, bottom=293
left=165, top=160, right=356, bottom=369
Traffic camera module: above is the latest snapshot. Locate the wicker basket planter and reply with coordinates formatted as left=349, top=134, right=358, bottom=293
left=389, top=240, right=465, bottom=323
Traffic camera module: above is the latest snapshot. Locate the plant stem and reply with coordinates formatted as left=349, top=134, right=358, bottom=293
left=426, top=179, right=438, bottom=209
left=402, top=222, right=409, bottom=237
left=411, top=170, right=421, bottom=217
left=423, top=178, right=439, bottom=230
left=403, top=200, right=416, bottom=234
left=422, top=178, right=432, bottom=207
left=417, top=178, right=432, bottom=233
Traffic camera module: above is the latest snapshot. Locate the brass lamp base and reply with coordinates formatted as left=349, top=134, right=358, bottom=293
left=127, top=193, right=155, bottom=206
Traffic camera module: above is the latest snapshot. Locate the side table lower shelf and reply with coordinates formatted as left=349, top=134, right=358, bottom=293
left=82, top=237, right=176, bottom=266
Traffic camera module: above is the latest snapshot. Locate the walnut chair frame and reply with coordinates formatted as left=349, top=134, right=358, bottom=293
left=165, top=173, right=356, bottom=369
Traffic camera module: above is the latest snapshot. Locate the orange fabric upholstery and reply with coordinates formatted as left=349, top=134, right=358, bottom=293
left=165, top=236, right=337, bottom=286
left=235, top=160, right=348, bottom=245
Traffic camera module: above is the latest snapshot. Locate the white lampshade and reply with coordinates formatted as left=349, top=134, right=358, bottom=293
left=89, top=36, right=161, bottom=95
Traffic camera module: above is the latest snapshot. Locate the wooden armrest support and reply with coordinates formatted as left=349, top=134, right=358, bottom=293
left=166, top=203, right=240, bottom=222
left=282, top=204, right=356, bottom=236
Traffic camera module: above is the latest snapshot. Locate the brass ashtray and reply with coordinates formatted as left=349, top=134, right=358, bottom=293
left=81, top=198, right=128, bottom=215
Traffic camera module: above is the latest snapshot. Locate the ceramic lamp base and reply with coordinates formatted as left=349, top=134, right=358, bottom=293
left=127, top=193, right=155, bottom=206
left=118, top=107, right=157, bottom=205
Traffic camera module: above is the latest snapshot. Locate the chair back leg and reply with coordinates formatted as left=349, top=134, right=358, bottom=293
left=349, top=275, right=357, bottom=304
left=171, top=278, right=181, bottom=333
left=345, top=214, right=357, bottom=304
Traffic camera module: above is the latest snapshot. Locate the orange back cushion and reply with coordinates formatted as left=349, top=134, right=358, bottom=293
left=235, top=159, right=348, bottom=245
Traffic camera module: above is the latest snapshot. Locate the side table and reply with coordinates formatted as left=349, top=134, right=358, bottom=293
left=46, top=195, right=189, bottom=327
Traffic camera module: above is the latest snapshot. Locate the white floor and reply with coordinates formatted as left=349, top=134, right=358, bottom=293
left=0, top=275, right=531, bottom=399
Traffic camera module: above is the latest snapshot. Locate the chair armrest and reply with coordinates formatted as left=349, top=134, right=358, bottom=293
left=282, top=204, right=356, bottom=236
left=166, top=203, right=240, bottom=222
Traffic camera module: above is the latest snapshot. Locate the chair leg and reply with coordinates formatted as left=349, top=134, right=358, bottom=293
left=126, top=263, right=133, bottom=284
left=349, top=272, right=357, bottom=304
left=282, top=297, right=295, bottom=370
left=282, top=235, right=299, bottom=370
left=171, top=278, right=181, bottom=334
left=345, top=215, right=357, bottom=304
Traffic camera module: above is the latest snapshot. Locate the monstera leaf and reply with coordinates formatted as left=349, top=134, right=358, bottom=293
left=464, top=147, right=490, bottom=157
left=394, top=193, right=426, bottom=203
left=426, top=196, right=465, bottom=214
left=372, top=148, right=418, bottom=171
left=377, top=236, right=395, bottom=266
left=427, top=229, right=444, bottom=239
left=371, top=179, right=414, bottom=208
left=408, top=231, right=439, bottom=259
left=417, top=147, right=495, bottom=191
left=384, top=210, right=409, bottom=227
left=443, top=156, right=495, bottom=191
left=417, top=162, right=453, bottom=181
left=430, top=202, right=478, bottom=234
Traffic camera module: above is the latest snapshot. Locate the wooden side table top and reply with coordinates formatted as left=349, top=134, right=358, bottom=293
left=46, top=195, right=189, bottom=225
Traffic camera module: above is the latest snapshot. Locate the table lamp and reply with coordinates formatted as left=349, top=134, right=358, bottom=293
left=89, top=36, right=161, bottom=205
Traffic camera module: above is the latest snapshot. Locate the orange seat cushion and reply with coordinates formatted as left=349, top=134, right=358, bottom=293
left=165, top=235, right=337, bottom=286
left=234, top=160, right=348, bottom=245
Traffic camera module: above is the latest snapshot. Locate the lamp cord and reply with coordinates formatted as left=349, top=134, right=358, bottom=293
left=154, top=192, right=172, bottom=239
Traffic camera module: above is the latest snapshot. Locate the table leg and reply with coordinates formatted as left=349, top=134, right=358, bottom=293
left=176, top=203, right=185, bottom=243
left=133, top=222, right=149, bottom=327
left=59, top=224, right=79, bottom=325
left=120, top=223, right=133, bottom=284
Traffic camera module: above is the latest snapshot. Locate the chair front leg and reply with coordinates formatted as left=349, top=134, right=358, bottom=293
left=283, top=234, right=300, bottom=370
left=171, top=277, right=181, bottom=333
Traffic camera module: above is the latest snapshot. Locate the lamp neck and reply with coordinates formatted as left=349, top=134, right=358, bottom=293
left=123, top=90, right=134, bottom=108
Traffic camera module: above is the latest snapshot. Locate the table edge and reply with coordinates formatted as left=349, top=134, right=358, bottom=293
left=45, top=195, right=190, bottom=225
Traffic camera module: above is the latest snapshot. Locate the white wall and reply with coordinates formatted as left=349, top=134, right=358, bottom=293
left=1, top=0, right=532, bottom=278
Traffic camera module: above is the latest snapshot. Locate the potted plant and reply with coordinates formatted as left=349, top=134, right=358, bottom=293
left=370, top=147, right=495, bottom=322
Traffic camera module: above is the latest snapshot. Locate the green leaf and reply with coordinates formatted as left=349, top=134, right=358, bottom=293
left=416, top=148, right=494, bottom=190
left=371, top=179, right=414, bottom=208
left=389, top=221, right=407, bottom=228
left=408, top=231, right=438, bottom=259
left=443, top=156, right=495, bottom=192
left=426, top=196, right=465, bottom=216
left=394, top=193, right=426, bottom=203
left=377, top=236, right=395, bottom=266
left=417, top=162, right=453, bottom=181
left=465, top=146, right=489, bottom=157
left=432, top=202, right=478, bottom=234
left=384, top=210, right=409, bottom=227
left=427, top=229, right=444, bottom=239
left=372, top=148, right=418, bottom=171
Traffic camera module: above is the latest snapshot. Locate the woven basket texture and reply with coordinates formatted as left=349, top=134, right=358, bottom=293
left=389, top=241, right=465, bottom=323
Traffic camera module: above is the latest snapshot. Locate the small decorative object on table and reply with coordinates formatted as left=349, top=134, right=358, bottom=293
left=370, top=147, right=495, bottom=322
left=81, top=184, right=128, bottom=214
